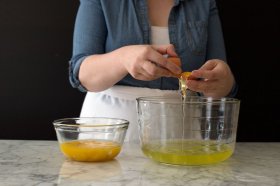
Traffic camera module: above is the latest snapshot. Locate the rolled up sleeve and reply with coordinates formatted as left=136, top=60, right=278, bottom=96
left=207, top=0, right=238, bottom=97
left=69, top=54, right=88, bottom=92
left=69, top=0, right=107, bottom=92
left=206, top=0, right=227, bottom=61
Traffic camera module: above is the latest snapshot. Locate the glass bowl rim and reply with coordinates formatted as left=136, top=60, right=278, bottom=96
left=53, top=117, right=129, bottom=128
left=136, top=96, right=240, bottom=104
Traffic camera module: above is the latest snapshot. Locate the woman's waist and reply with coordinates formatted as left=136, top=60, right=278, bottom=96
left=87, top=85, right=179, bottom=100
left=118, top=76, right=179, bottom=90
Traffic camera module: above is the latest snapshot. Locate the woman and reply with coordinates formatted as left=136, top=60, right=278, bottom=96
left=69, top=0, right=237, bottom=141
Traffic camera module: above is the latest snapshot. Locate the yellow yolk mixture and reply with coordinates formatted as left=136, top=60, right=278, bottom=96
left=60, top=140, right=121, bottom=162
left=142, top=140, right=234, bottom=165
left=179, top=72, right=192, bottom=99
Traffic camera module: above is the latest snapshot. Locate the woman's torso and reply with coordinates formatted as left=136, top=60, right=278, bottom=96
left=71, top=0, right=226, bottom=92
left=77, top=0, right=218, bottom=90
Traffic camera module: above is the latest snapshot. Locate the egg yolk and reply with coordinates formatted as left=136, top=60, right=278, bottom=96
left=60, top=140, right=121, bottom=162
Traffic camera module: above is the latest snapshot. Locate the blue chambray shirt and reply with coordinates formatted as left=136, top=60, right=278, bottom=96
left=69, top=0, right=237, bottom=96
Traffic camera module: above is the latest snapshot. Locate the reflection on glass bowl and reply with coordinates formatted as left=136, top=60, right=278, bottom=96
left=58, top=159, right=122, bottom=183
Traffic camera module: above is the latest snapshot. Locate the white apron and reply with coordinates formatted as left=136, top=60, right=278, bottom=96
left=80, top=85, right=179, bottom=142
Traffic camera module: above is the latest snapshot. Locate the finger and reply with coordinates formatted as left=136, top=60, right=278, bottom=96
left=167, top=57, right=181, bottom=67
left=152, top=44, right=178, bottom=57
left=133, top=69, right=157, bottom=81
left=167, top=57, right=182, bottom=77
left=191, top=70, right=217, bottom=80
left=199, top=60, right=218, bottom=70
left=164, top=60, right=182, bottom=74
left=190, top=60, right=218, bottom=79
left=134, top=73, right=155, bottom=81
left=147, top=51, right=182, bottom=75
left=143, top=45, right=180, bottom=75
left=142, top=60, right=172, bottom=78
left=186, top=79, right=217, bottom=94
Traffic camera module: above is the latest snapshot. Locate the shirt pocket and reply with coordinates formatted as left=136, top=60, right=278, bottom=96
left=185, top=21, right=208, bottom=56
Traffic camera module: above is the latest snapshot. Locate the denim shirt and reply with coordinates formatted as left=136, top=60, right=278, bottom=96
left=69, top=0, right=237, bottom=96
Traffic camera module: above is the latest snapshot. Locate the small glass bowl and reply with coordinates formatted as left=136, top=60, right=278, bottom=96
left=53, top=117, right=129, bottom=162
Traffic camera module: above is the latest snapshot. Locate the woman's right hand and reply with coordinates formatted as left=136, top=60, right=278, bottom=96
left=118, top=44, right=182, bottom=81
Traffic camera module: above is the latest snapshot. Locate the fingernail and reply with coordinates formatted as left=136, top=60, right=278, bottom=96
left=175, top=66, right=182, bottom=74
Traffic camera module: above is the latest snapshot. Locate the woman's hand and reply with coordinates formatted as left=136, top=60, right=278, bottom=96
left=79, top=44, right=182, bottom=92
left=186, top=59, right=235, bottom=98
left=118, top=44, right=182, bottom=81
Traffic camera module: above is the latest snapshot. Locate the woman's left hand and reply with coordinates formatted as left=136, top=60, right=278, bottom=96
left=186, top=59, right=235, bottom=98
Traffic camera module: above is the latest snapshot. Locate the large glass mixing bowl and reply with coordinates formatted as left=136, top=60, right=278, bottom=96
left=136, top=96, right=240, bottom=165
